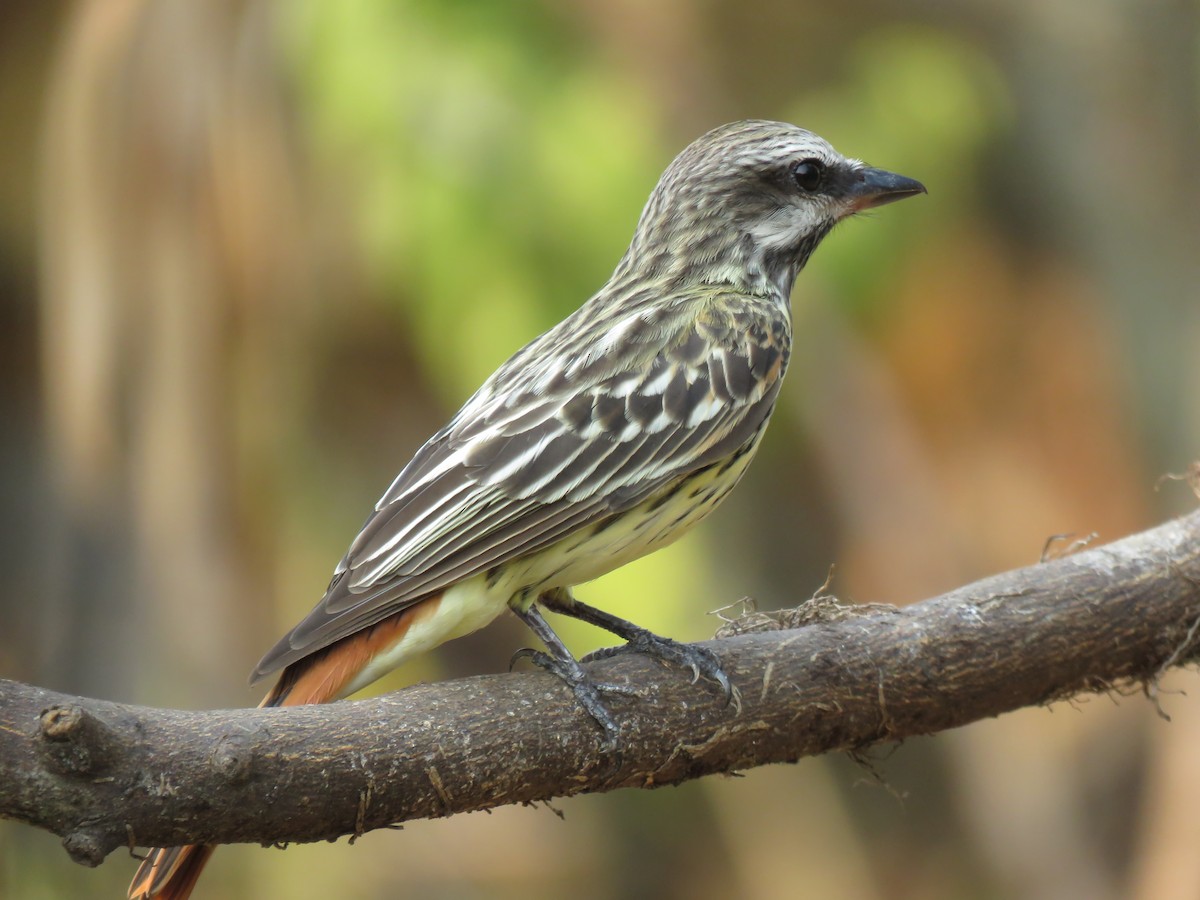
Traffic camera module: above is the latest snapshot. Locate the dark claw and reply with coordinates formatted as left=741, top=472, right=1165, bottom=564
left=538, top=592, right=738, bottom=708
left=583, top=633, right=736, bottom=706
left=509, top=646, right=541, bottom=672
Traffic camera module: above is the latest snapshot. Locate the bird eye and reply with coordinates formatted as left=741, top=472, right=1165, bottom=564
left=791, top=159, right=825, bottom=192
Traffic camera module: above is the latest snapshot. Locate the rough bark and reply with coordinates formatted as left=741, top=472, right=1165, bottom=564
left=1, top=509, right=1198, bottom=869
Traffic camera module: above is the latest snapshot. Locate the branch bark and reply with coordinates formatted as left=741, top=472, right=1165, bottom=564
left=3, top=510, right=1199, bottom=868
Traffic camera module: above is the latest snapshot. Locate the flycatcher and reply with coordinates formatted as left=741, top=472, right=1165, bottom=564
left=130, top=119, right=925, bottom=899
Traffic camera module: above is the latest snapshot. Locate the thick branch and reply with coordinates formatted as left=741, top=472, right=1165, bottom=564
left=3, top=510, right=1199, bottom=867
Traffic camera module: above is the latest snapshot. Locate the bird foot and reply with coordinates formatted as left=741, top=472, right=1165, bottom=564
left=583, top=632, right=738, bottom=708
left=510, top=648, right=637, bottom=750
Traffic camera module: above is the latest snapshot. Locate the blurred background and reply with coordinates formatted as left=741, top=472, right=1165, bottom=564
left=2, top=1, right=1198, bottom=898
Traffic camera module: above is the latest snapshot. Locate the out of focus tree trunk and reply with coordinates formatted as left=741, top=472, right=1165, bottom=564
left=39, top=0, right=310, bottom=703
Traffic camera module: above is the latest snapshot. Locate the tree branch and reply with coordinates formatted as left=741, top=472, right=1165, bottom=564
left=3, top=510, right=1199, bottom=868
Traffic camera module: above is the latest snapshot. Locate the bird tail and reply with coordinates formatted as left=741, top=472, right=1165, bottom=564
left=127, top=845, right=216, bottom=900
left=128, top=604, right=426, bottom=898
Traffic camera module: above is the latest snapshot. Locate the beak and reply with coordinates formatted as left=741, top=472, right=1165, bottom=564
left=848, top=166, right=927, bottom=211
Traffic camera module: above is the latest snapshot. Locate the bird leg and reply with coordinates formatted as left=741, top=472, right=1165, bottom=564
left=509, top=601, right=635, bottom=749
left=538, top=587, right=735, bottom=705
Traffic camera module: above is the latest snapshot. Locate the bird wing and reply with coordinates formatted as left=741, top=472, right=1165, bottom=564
left=252, top=290, right=790, bottom=680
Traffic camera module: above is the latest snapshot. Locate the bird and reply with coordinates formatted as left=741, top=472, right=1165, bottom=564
left=128, top=119, right=925, bottom=899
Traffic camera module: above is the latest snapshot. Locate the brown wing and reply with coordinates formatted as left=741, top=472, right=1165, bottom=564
left=252, top=291, right=790, bottom=681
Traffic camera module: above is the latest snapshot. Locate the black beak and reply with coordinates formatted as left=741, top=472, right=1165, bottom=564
left=849, top=166, right=927, bottom=211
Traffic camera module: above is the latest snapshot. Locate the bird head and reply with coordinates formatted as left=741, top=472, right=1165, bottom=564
left=618, top=120, right=926, bottom=297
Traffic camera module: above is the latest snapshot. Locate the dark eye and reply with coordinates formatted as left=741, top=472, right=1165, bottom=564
left=791, top=159, right=825, bottom=192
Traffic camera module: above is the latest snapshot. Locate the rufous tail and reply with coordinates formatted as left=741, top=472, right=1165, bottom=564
left=127, top=603, right=429, bottom=899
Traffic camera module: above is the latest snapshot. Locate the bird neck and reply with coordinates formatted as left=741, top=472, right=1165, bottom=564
left=613, top=228, right=810, bottom=304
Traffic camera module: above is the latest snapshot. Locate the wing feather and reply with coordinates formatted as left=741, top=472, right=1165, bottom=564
left=252, top=290, right=790, bottom=681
